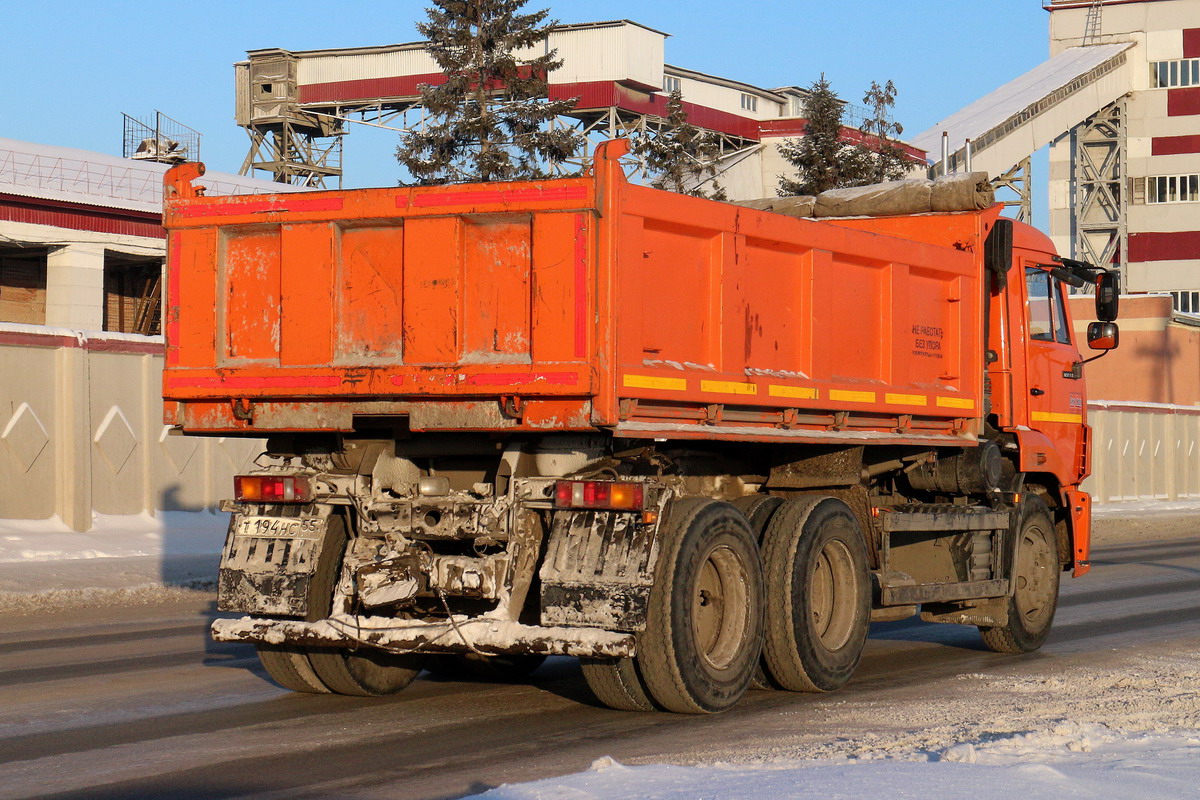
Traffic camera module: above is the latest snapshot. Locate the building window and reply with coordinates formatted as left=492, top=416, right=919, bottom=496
left=103, top=253, right=162, bottom=335
left=0, top=246, right=47, bottom=325
left=740, top=93, right=758, bottom=112
left=1146, top=174, right=1200, bottom=203
left=1150, top=58, right=1200, bottom=88
left=663, top=76, right=681, bottom=93
left=1171, top=291, right=1200, bottom=315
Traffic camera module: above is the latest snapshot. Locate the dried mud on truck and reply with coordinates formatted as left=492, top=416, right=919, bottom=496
left=162, top=139, right=1120, bottom=713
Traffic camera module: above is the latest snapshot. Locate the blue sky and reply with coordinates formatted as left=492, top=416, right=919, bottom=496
left=2, top=1, right=1052, bottom=190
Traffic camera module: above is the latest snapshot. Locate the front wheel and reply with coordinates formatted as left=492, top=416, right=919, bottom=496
left=637, top=498, right=765, bottom=714
left=979, top=496, right=1060, bottom=654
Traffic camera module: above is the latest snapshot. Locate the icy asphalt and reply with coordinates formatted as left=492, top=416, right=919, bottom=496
left=0, top=504, right=1197, bottom=798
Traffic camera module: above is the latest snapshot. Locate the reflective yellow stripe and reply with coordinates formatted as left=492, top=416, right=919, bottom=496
left=1032, top=411, right=1083, bottom=424
left=769, top=385, right=818, bottom=400
left=700, top=380, right=758, bottom=396
left=623, top=374, right=687, bottom=391
left=829, top=389, right=876, bottom=403
left=936, top=396, right=975, bottom=409
left=885, top=393, right=927, bottom=406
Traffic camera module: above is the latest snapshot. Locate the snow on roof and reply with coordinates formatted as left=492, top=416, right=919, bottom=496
left=911, top=42, right=1133, bottom=154
left=0, top=137, right=304, bottom=215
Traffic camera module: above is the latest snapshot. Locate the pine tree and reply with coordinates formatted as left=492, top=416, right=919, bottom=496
left=858, top=80, right=910, bottom=183
left=634, top=90, right=726, bottom=200
left=397, top=0, right=583, bottom=184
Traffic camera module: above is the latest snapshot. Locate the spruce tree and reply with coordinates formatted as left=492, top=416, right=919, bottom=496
left=634, top=90, right=726, bottom=200
left=859, top=80, right=910, bottom=183
left=777, top=75, right=854, bottom=196
left=777, top=75, right=910, bottom=195
left=397, top=0, right=583, bottom=184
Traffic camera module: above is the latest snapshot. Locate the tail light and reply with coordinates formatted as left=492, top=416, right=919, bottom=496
left=234, top=475, right=313, bottom=503
left=554, top=480, right=645, bottom=511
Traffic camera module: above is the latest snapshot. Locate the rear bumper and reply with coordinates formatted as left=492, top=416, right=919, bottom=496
left=210, top=614, right=635, bottom=658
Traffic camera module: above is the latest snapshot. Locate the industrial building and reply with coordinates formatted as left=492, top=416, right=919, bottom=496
left=0, top=138, right=290, bottom=530
left=1048, top=0, right=1200, bottom=305
left=0, top=137, right=297, bottom=333
left=914, top=0, right=1200, bottom=306
left=234, top=19, right=923, bottom=197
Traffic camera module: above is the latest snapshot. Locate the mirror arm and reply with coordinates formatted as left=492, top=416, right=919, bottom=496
left=1079, top=350, right=1112, bottom=367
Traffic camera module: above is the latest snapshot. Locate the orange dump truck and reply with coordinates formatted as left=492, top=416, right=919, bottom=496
left=164, top=140, right=1120, bottom=713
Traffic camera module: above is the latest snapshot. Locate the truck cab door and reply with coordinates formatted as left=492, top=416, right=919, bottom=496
left=1021, top=264, right=1086, bottom=481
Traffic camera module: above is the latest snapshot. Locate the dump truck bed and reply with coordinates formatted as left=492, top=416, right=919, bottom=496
left=163, top=142, right=993, bottom=447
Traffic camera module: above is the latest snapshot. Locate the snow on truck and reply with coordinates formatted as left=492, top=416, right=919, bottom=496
left=163, top=140, right=1120, bottom=714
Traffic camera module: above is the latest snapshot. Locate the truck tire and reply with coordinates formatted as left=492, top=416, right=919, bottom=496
left=979, top=496, right=1060, bottom=654
left=581, top=657, right=657, bottom=712
left=256, top=645, right=330, bottom=693
left=732, top=495, right=783, bottom=543
left=638, top=498, right=765, bottom=714
left=732, top=494, right=783, bottom=690
left=761, top=496, right=870, bottom=693
left=297, top=514, right=424, bottom=696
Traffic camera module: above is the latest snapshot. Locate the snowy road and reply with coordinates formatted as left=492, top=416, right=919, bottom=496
left=0, top=522, right=1197, bottom=799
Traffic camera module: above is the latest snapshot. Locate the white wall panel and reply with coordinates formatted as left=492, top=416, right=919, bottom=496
left=0, top=333, right=265, bottom=531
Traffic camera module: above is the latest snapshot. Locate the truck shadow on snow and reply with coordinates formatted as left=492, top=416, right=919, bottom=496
left=155, top=485, right=238, bottom=668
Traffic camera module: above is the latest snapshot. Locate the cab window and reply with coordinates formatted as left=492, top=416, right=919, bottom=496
left=1025, top=267, right=1071, bottom=345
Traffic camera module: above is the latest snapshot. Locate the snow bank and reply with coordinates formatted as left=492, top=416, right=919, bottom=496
left=0, top=511, right=227, bottom=563
left=475, top=645, right=1200, bottom=800
left=475, top=727, right=1200, bottom=799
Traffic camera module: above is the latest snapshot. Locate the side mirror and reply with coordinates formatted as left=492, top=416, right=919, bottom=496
left=984, top=219, right=1014, bottom=291
left=1087, top=321, right=1119, bottom=350
left=1094, top=269, right=1120, bottom=322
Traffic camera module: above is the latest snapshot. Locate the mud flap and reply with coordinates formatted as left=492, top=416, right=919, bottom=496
left=217, top=510, right=331, bottom=616
left=1064, top=488, right=1091, bottom=577
left=539, top=509, right=660, bottom=632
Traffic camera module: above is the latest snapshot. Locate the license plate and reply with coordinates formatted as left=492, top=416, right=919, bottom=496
left=235, top=515, right=323, bottom=538
left=218, top=515, right=329, bottom=617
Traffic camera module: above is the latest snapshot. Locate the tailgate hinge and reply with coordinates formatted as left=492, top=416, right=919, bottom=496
left=231, top=397, right=255, bottom=422
left=501, top=395, right=524, bottom=420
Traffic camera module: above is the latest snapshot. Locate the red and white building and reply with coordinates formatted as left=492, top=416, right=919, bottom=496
left=1048, top=0, right=1200, bottom=304
left=236, top=20, right=925, bottom=197
left=0, top=137, right=296, bottom=332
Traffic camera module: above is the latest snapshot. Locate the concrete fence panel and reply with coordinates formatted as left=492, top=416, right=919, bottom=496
left=1, top=325, right=1195, bottom=534
left=1084, top=401, right=1200, bottom=504
left=0, top=325, right=264, bottom=531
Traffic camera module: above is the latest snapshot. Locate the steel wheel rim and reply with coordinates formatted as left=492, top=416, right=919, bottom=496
left=1014, top=523, right=1056, bottom=626
left=692, top=544, right=751, bottom=671
left=809, top=536, right=858, bottom=651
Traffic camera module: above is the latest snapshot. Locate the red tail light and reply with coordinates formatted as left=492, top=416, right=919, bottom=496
left=554, top=480, right=645, bottom=511
left=234, top=475, right=313, bottom=503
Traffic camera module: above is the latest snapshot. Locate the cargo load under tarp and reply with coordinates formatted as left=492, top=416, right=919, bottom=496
left=734, top=172, right=994, bottom=219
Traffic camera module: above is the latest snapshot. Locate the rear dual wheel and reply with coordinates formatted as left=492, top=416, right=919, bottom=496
left=584, top=498, right=765, bottom=714
left=255, top=515, right=423, bottom=696
left=760, top=496, right=871, bottom=693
